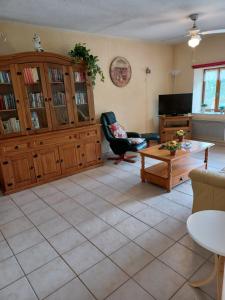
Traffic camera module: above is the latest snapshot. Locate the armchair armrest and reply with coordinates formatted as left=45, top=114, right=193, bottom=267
left=189, top=169, right=225, bottom=189
left=126, top=132, right=141, bottom=138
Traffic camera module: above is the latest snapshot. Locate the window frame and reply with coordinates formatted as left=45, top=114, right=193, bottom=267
left=202, top=67, right=225, bottom=112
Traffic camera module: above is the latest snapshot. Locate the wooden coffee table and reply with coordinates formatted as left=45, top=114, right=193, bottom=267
left=139, top=140, right=214, bottom=192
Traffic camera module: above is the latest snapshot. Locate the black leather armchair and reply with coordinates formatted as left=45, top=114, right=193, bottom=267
left=100, top=112, right=147, bottom=164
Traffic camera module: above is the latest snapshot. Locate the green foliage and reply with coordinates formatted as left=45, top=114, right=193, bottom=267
left=68, top=43, right=104, bottom=86
left=165, top=141, right=181, bottom=151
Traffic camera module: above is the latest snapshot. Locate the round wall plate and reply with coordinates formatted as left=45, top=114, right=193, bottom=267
left=109, top=56, right=132, bottom=87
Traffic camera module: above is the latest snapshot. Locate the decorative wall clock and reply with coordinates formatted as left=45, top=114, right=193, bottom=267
left=110, top=57, right=132, bottom=87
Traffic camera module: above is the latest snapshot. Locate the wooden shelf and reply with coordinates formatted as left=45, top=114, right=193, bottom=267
left=0, top=109, right=17, bottom=112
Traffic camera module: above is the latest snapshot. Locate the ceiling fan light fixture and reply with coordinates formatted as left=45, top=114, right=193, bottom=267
left=188, top=34, right=201, bottom=48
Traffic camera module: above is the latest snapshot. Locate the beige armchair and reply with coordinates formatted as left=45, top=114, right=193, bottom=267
left=189, top=169, right=225, bottom=213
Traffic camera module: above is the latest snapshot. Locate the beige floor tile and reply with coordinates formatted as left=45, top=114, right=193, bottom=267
left=11, top=190, right=40, bottom=206
left=28, top=207, right=58, bottom=226
left=135, top=228, right=174, bottom=256
left=175, top=182, right=193, bottom=195
left=7, top=227, right=44, bottom=254
left=63, top=241, right=105, bottom=274
left=52, top=198, right=80, bottom=214
left=154, top=217, right=187, bottom=241
left=115, top=216, right=149, bottom=240
left=75, top=216, right=110, bottom=239
left=37, top=215, right=71, bottom=238
left=134, top=207, right=168, bottom=226
left=32, top=185, right=58, bottom=197
left=164, top=190, right=193, bottom=209
left=190, top=261, right=216, bottom=299
left=0, top=277, right=38, bottom=300
left=80, top=258, right=128, bottom=300
left=45, top=277, right=95, bottom=300
left=42, top=191, right=69, bottom=206
left=171, top=282, right=213, bottom=300
left=85, top=198, right=113, bottom=215
left=98, top=207, right=130, bottom=226
left=110, top=242, right=154, bottom=276
left=134, top=259, right=185, bottom=300
left=106, top=279, right=154, bottom=300
left=48, top=227, right=86, bottom=254
left=0, top=207, right=23, bottom=226
left=63, top=185, right=86, bottom=197
left=63, top=206, right=95, bottom=226
left=179, top=234, right=212, bottom=259
left=20, top=199, right=47, bottom=215
left=28, top=257, right=75, bottom=299
left=16, top=241, right=58, bottom=274
left=0, top=240, right=13, bottom=261
left=0, top=256, right=24, bottom=289
left=72, top=190, right=101, bottom=205
left=0, top=216, right=34, bottom=239
left=91, top=227, right=129, bottom=255
left=159, top=243, right=205, bottom=279
left=119, top=199, right=148, bottom=215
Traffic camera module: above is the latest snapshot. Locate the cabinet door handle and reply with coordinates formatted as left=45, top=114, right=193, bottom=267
left=77, top=145, right=80, bottom=148
left=14, top=145, right=19, bottom=149
left=33, top=154, right=38, bottom=158
left=3, top=161, right=9, bottom=165
left=179, top=177, right=183, bottom=181
left=16, top=99, right=20, bottom=103
left=45, top=98, right=48, bottom=102
left=82, top=153, right=85, bottom=157
left=65, top=72, right=69, bottom=76
left=98, top=157, right=101, bottom=160
left=91, top=118, right=94, bottom=121
left=96, top=141, right=100, bottom=144
left=17, top=72, right=22, bottom=75
left=48, top=97, right=52, bottom=101
left=60, top=159, right=63, bottom=163
left=71, top=121, right=74, bottom=124
left=26, top=128, right=31, bottom=131
left=7, top=183, right=13, bottom=187
left=30, top=166, right=34, bottom=170
left=37, top=175, right=42, bottom=178
left=79, top=163, right=83, bottom=166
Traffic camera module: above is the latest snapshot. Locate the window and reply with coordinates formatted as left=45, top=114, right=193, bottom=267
left=202, top=68, right=225, bottom=111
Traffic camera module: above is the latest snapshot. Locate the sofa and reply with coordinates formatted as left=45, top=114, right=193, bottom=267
left=189, top=168, right=225, bottom=213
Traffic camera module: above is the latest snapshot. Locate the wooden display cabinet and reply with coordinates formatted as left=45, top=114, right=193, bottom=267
left=0, top=52, right=102, bottom=194
left=159, top=115, right=192, bottom=143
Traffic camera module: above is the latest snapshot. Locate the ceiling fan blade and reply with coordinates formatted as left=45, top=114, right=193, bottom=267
left=201, top=29, right=225, bottom=35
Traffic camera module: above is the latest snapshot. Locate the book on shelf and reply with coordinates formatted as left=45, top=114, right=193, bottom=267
left=52, top=92, right=66, bottom=106
left=48, top=68, right=63, bottom=82
left=29, top=92, right=44, bottom=108
left=23, top=68, right=39, bottom=84
left=2, top=117, right=20, bottom=133
left=74, top=71, right=86, bottom=83
left=75, top=92, right=87, bottom=105
left=77, top=108, right=89, bottom=121
left=0, top=71, right=11, bottom=84
left=31, top=111, right=40, bottom=129
left=0, top=94, right=16, bottom=110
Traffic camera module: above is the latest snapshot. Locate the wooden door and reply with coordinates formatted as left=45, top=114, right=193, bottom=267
left=16, top=63, right=52, bottom=133
left=44, top=63, right=74, bottom=129
left=0, top=64, right=27, bottom=137
left=81, top=138, right=101, bottom=167
left=59, top=143, right=81, bottom=174
left=33, top=147, right=61, bottom=182
left=0, top=153, right=36, bottom=192
left=69, top=65, right=95, bottom=126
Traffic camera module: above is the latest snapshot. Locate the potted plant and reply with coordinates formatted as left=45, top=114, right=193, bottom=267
left=165, top=140, right=181, bottom=156
left=176, top=129, right=185, bottom=142
left=201, top=103, right=208, bottom=113
left=68, top=43, right=104, bottom=86
left=219, top=105, right=225, bottom=114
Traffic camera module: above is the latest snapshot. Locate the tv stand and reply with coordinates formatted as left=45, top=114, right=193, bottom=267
left=159, top=115, right=192, bottom=142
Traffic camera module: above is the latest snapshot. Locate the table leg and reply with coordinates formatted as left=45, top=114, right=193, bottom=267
left=204, top=147, right=209, bottom=170
left=189, top=255, right=225, bottom=300
left=167, top=161, right=172, bottom=192
left=141, top=155, right=145, bottom=183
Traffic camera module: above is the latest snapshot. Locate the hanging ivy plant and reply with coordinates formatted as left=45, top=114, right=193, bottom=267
left=68, top=43, right=104, bottom=86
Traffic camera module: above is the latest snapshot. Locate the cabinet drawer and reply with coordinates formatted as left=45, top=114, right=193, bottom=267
left=79, top=129, right=98, bottom=139
left=33, top=134, right=79, bottom=147
left=172, top=173, right=189, bottom=187
left=2, top=142, right=29, bottom=153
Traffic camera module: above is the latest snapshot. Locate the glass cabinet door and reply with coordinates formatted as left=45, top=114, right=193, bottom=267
left=0, top=66, right=23, bottom=136
left=45, top=64, right=73, bottom=129
left=18, top=63, right=52, bottom=132
left=70, top=67, right=95, bottom=125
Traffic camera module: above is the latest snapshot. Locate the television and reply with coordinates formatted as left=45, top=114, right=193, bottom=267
left=158, top=93, right=193, bottom=116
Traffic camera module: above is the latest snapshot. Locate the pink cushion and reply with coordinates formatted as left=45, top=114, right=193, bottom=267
left=109, top=122, right=127, bottom=138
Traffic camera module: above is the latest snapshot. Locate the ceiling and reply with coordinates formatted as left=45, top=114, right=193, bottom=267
left=1, top=0, right=225, bottom=42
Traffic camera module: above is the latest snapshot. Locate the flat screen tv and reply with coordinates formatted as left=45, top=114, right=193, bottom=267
left=158, top=93, right=192, bottom=116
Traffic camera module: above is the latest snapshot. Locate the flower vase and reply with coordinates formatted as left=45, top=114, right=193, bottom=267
left=170, top=150, right=176, bottom=156
left=178, top=136, right=184, bottom=142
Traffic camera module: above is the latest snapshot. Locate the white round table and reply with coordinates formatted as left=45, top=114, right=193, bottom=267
left=187, top=210, right=225, bottom=300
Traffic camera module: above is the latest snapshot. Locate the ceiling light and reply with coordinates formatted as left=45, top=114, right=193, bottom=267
left=188, top=34, right=201, bottom=48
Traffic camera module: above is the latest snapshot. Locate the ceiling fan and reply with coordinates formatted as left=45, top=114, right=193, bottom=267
left=188, top=13, right=225, bottom=48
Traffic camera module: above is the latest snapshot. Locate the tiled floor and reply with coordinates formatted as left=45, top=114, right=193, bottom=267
left=0, top=144, right=224, bottom=299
